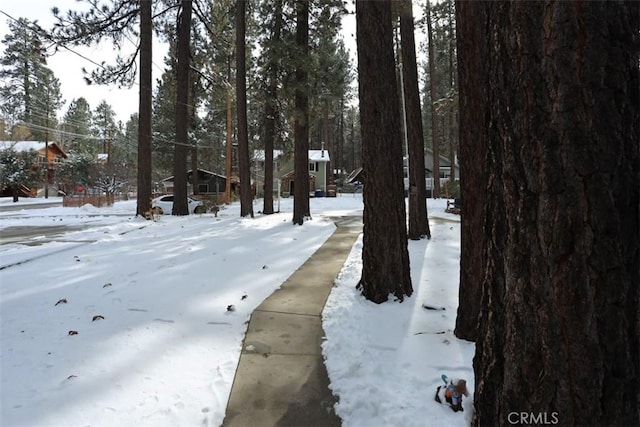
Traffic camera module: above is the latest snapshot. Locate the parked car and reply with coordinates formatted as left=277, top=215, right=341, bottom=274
left=151, top=195, right=205, bottom=214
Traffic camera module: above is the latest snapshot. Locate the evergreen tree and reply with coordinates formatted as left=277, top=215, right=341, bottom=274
left=356, top=0, right=412, bottom=303
left=198, top=0, right=236, bottom=182
left=257, top=0, right=284, bottom=215
left=152, top=65, right=178, bottom=180
left=92, top=100, right=118, bottom=156
left=459, top=2, right=639, bottom=424
left=56, top=152, right=94, bottom=195
left=236, top=0, right=253, bottom=218
left=454, top=0, right=485, bottom=343
left=29, top=67, right=64, bottom=142
left=292, top=0, right=310, bottom=225
left=307, top=0, right=349, bottom=154
left=425, top=0, right=440, bottom=197
left=0, top=148, right=39, bottom=201
left=136, top=0, right=153, bottom=215
left=51, top=0, right=173, bottom=216
left=122, top=113, right=139, bottom=193
left=400, top=0, right=430, bottom=240
left=421, top=0, right=457, bottom=186
left=60, top=97, right=95, bottom=154
left=0, top=17, right=50, bottom=136
left=171, top=0, right=192, bottom=216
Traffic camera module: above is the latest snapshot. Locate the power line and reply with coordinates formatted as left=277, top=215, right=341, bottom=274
left=0, top=9, right=148, bottom=90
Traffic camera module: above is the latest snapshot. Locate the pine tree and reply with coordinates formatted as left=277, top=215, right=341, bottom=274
left=30, top=67, right=64, bottom=143
left=356, top=0, right=412, bottom=303
left=51, top=0, right=172, bottom=216
left=292, top=0, right=310, bottom=225
left=236, top=0, right=253, bottom=218
left=420, top=0, right=458, bottom=190
left=60, top=98, right=95, bottom=154
left=258, top=0, right=284, bottom=215
left=189, top=0, right=240, bottom=203
left=92, top=100, right=118, bottom=156
left=122, top=113, right=139, bottom=191
left=0, top=17, right=49, bottom=135
left=171, top=0, right=193, bottom=216
left=425, top=0, right=440, bottom=198
left=0, top=148, right=39, bottom=201
left=460, top=2, right=640, bottom=424
left=152, top=65, right=178, bottom=179
left=400, top=0, right=430, bottom=240
left=454, top=0, right=485, bottom=343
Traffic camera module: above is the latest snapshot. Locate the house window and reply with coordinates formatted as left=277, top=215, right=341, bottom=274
left=309, top=162, right=318, bottom=172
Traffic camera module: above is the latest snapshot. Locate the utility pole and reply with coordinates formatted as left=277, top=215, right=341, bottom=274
left=44, top=115, right=49, bottom=199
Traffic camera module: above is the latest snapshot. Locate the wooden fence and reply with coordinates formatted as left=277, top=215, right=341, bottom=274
left=62, top=194, right=116, bottom=208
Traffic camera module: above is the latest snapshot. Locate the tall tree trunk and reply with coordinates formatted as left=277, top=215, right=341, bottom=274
left=356, top=0, right=412, bottom=303
left=323, top=99, right=330, bottom=184
left=172, top=0, right=192, bottom=215
left=262, top=0, right=283, bottom=215
left=448, top=113, right=456, bottom=182
left=136, top=0, right=152, bottom=217
left=400, top=0, right=430, bottom=240
left=191, top=72, right=198, bottom=196
left=447, top=0, right=456, bottom=183
left=292, top=0, right=310, bottom=225
left=338, top=96, right=345, bottom=179
left=467, top=2, right=640, bottom=425
left=236, top=0, right=253, bottom=218
left=225, top=58, right=233, bottom=203
left=454, top=0, right=487, bottom=343
left=426, top=0, right=440, bottom=198
left=191, top=74, right=198, bottom=196
left=350, top=117, right=355, bottom=171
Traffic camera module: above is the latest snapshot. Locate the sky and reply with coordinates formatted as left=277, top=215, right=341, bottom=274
left=0, top=1, right=426, bottom=125
left=0, top=195, right=472, bottom=427
left=0, top=0, right=168, bottom=124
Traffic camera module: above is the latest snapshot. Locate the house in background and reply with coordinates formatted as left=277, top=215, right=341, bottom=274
left=346, top=166, right=364, bottom=185
left=423, top=148, right=459, bottom=179
left=253, top=149, right=331, bottom=198
left=0, top=140, right=68, bottom=196
left=347, top=148, right=459, bottom=197
left=252, top=149, right=284, bottom=198
left=159, top=168, right=229, bottom=202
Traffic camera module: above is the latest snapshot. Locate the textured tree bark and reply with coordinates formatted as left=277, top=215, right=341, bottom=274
left=426, top=0, right=440, bottom=198
left=292, top=0, right=310, bottom=225
left=400, top=0, right=430, bottom=241
left=172, top=0, right=192, bottom=215
left=356, top=0, right=412, bottom=303
left=469, top=2, right=639, bottom=425
left=261, top=0, right=283, bottom=216
left=236, top=0, right=253, bottom=218
left=136, top=0, right=152, bottom=217
left=454, top=0, right=487, bottom=341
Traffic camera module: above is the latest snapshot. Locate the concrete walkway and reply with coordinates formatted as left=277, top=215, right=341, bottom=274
left=222, top=216, right=362, bottom=427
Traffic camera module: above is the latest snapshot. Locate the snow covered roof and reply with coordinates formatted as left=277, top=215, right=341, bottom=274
left=309, top=150, right=330, bottom=162
left=253, top=150, right=330, bottom=162
left=160, top=168, right=227, bottom=182
left=0, top=141, right=45, bottom=152
left=0, top=141, right=68, bottom=157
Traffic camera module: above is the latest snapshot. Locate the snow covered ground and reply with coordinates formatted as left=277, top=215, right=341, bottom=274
left=0, top=194, right=473, bottom=427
